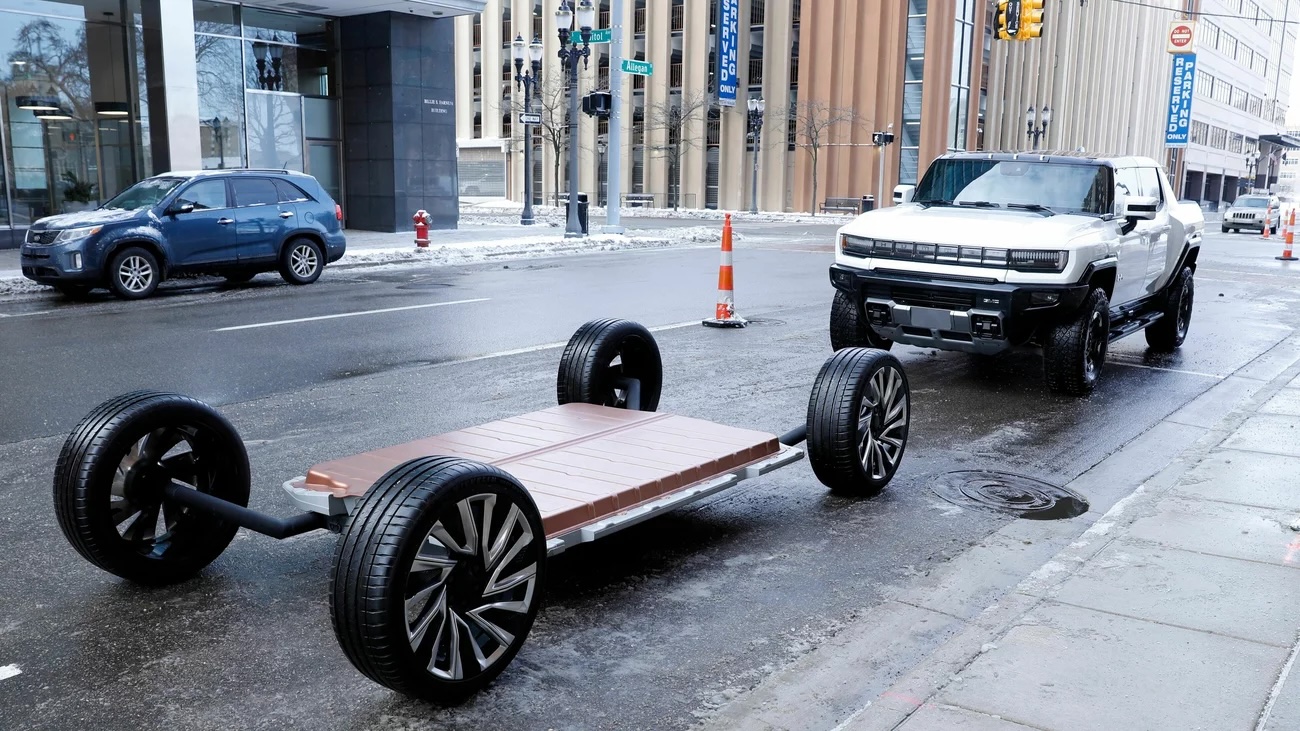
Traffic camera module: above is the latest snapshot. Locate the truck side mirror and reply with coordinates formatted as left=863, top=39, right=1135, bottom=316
left=893, top=185, right=915, bottom=205
left=1122, top=195, right=1158, bottom=221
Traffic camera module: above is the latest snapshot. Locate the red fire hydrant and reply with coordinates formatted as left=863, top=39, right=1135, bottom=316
left=413, top=209, right=430, bottom=248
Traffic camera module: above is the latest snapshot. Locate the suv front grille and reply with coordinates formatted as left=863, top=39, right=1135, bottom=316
left=892, top=286, right=976, bottom=311
left=25, top=229, right=58, bottom=245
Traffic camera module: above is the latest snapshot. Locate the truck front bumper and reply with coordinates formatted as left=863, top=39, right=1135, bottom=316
left=830, top=265, right=1091, bottom=355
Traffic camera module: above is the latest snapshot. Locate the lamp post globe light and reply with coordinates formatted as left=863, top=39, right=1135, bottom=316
left=747, top=97, right=765, bottom=214
left=514, top=32, right=544, bottom=225
left=1026, top=105, right=1051, bottom=150
left=556, top=0, right=596, bottom=238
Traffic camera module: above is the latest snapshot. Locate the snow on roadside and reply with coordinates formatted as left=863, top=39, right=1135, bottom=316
left=460, top=201, right=857, bottom=227
left=0, top=278, right=48, bottom=297
left=337, top=225, right=721, bottom=268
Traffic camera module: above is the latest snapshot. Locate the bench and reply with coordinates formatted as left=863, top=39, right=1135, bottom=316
left=623, top=193, right=656, bottom=207
left=821, top=197, right=864, bottom=214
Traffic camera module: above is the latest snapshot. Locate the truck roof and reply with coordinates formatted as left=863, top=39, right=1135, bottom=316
left=936, top=151, right=1161, bottom=169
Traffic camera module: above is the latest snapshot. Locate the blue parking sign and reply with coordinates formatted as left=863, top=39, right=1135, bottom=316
left=1165, top=54, right=1196, bottom=147
left=716, top=0, right=739, bottom=107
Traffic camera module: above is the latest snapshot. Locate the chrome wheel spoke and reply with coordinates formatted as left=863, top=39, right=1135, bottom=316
left=122, top=503, right=160, bottom=542
left=408, top=584, right=448, bottom=653
left=110, top=497, right=142, bottom=526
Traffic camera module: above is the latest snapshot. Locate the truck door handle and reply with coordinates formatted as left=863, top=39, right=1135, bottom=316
left=218, top=217, right=234, bottom=225
left=279, top=211, right=294, bottom=219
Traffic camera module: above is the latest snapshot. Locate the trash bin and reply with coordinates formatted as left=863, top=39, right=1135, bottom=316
left=860, top=195, right=875, bottom=213
left=568, top=193, right=590, bottom=234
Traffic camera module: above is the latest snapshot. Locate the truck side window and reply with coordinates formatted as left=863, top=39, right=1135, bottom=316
left=1115, top=167, right=1142, bottom=198
left=1137, top=168, right=1164, bottom=205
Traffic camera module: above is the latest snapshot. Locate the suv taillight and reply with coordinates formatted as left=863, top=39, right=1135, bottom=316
left=335, top=204, right=343, bottom=221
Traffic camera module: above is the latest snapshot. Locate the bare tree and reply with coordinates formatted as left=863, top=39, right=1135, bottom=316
left=644, top=90, right=711, bottom=210
left=501, top=74, right=574, bottom=204
left=789, top=99, right=863, bottom=215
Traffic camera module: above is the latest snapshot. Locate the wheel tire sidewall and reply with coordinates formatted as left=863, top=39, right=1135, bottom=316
left=1081, top=296, right=1109, bottom=389
left=54, top=395, right=251, bottom=584
left=807, top=348, right=910, bottom=494
left=281, top=239, right=323, bottom=285
left=557, top=319, right=663, bottom=411
left=333, top=461, right=546, bottom=702
left=831, top=289, right=892, bottom=351
left=109, top=247, right=160, bottom=300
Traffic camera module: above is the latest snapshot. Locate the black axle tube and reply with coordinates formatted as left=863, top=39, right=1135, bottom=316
left=164, top=481, right=328, bottom=539
left=779, top=425, right=808, bottom=446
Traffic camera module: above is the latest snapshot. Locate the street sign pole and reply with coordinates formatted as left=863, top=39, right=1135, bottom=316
left=604, top=4, right=624, bottom=233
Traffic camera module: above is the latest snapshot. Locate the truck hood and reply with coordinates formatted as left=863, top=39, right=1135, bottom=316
left=31, top=208, right=144, bottom=230
left=838, top=204, right=1104, bottom=247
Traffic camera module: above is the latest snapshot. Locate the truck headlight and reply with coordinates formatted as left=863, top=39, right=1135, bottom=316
left=1009, top=249, right=1068, bottom=273
left=54, top=225, right=102, bottom=243
left=841, top=234, right=874, bottom=257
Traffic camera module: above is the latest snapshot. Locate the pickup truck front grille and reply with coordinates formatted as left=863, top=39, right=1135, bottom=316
left=1229, top=212, right=1260, bottom=221
left=892, top=286, right=976, bottom=311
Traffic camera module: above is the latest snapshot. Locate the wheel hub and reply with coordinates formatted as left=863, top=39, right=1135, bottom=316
left=447, top=559, right=488, bottom=613
left=122, top=459, right=168, bottom=505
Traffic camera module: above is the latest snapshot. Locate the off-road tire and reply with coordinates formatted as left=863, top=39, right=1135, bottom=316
left=330, top=456, right=546, bottom=703
left=1043, top=288, right=1110, bottom=397
left=830, top=289, right=892, bottom=351
left=53, top=391, right=250, bottom=584
left=1220, top=224, right=1229, bottom=233
left=1145, top=266, right=1194, bottom=351
left=278, top=237, right=324, bottom=285
left=806, top=348, right=910, bottom=496
left=557, top=319, right=662, bottom=411
left=108, top=246, right=160, bottom=300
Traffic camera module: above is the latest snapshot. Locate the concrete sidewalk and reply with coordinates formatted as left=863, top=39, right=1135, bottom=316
left=862, top=355, right=1300, bottom=730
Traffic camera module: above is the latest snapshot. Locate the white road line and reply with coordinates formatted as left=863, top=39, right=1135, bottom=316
left=1108, top=360, right=1226, bottom=380
left=213, top=298, right=490, bottom=332
left=0, top=664, right=20, bottom=681
left=0, top=309, right=57, bottom=319
left=433, top=320, right=703, bottom=368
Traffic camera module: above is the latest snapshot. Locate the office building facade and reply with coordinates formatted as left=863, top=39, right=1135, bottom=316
left=0, top=0, right=482, bottom=248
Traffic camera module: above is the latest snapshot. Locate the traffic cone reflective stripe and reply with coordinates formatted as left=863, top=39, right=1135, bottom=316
left=703, top=213, right=747, bottom=328
left=1263, top=202, right=1273, bottom=239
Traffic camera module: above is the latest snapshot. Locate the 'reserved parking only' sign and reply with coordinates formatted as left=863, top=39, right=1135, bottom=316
left=715, top=0, right=739, bottom=107
left=1165, top=54, right=1196, bottom=147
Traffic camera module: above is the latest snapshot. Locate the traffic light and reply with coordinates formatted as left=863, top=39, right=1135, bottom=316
left=1018, top=0, right=1044, bottom=40
left=996, top=1, right=1021, bottom=41
left=582, top=91, right=612, bottom=118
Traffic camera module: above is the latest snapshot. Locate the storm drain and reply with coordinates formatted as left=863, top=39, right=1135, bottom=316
left=929, top=470, right=1089, bottom=520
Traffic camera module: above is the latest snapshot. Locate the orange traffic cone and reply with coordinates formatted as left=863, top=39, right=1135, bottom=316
left=1278, top=209, right=1298, bottom=261
left=1263, top=201, right=1274, bottom=240
left=702, top=213, right=747, bottom=328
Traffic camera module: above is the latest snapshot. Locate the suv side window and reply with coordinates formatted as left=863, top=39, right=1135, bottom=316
left=273, top=179, right=310, bottom=203
left=232, top=178, right=280, bottom=208
left=175, top=179, right=228, bottom=210
left=1137, top=168, right=1164, bottom=204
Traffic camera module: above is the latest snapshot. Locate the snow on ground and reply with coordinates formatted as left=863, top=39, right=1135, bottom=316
left=337, top=226, right=722, bottom=268
left=460, top=201, right=857, bottom=227
left=0, top=277, right=50, bottom=297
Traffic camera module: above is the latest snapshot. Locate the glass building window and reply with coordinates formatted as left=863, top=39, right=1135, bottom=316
left=901, top=0, right=927, bottom=184
left=948, top=0, right=975, bottom=152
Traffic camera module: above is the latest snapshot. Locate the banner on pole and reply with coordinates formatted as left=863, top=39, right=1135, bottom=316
left=1165, top=54, right=1196, bottom=147
left=716, top=0, right=739, bottom=107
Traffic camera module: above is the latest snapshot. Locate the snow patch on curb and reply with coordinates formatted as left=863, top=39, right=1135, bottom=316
left=0, top=278, right=48, bottom=297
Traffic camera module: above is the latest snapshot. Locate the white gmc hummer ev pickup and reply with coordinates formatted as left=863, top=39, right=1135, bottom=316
left=828, top=152, right=1204, bottom=396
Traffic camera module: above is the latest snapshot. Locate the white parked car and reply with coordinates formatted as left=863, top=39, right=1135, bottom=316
left=828, top=152, right=1204, bottom=396
left=1222, top=194, right=1280, bottom=234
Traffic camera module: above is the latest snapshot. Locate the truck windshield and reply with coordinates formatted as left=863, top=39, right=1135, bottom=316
left=913, top=159, right=1112, bottom=216
left=1236, top=198, right=1269, bottom=208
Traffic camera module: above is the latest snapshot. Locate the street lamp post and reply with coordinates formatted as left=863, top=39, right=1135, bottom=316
left=1026, top=105, right=1051, bottom=150
left=513, top=33, right=544, bottom=226
left=1246, top=149, right=1261, bottom=193
left=747, top=97, right=765, bottom=214
left=597, top=139, right=607, bottom=206
left=556, top=0, right=596, bottom=238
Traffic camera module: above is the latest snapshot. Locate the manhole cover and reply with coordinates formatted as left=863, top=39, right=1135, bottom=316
left=929, top=470, right=1088, bottom=520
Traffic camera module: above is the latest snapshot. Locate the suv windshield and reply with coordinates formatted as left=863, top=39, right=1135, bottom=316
left=913, top=159, right=1112, bottom=215
left=1236, top=198, right=1269, bottom=208
left=102, top=177, right=186, bottom=211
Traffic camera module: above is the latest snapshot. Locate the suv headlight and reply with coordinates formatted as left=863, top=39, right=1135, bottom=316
left=1008, top=249, right=1068, bottom=272
left=841, top=234, right=873, bottom=257
left=54, top=225, right=102, bottom=243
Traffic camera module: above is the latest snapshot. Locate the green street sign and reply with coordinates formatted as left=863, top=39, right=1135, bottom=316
left=571, top=28, right=611, bottom=43
left=620, top=58, right=653, bottom=76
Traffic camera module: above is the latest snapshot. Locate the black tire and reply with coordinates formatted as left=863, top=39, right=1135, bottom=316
left=557, top=319, right=662, bottom=411
left=223, top=272, right=256, bottom=284
left=278, top=237, right=324, bottom=285
left=54, top=284, right=94, bottom=300
left=830, top=289, right=892, bottom=351
left=1043, top=288, right=1110, bottom=397
left=1272, top=224, right=1279, bottom=235
left=330, top=456, right=546, bottom=703
left=107, top=246, right=160, bottom=299
left=1220, top=224, right=1229, bottom=233
left=53, top=391, right=251, bottom=584
left=806, top=348, right=910, bottom=496
left=1145, top=266, right=1194, bottom=351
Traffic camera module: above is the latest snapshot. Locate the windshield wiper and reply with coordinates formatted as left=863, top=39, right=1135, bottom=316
left=956, top=200, right=1000, bottom=208
left=913, top=199, right=956, bottom=207
left=1005, top=203, right=1057, bottom=216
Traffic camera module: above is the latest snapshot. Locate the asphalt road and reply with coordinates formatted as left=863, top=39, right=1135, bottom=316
left=1, top=224, right=1297, bottom=730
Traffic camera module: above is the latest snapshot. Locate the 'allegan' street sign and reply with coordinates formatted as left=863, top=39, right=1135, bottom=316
left=620, top=58, right=653, bottom=76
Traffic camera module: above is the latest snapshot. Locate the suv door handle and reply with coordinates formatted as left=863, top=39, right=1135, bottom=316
left=279, top=211, right=294, bottom=219
left=217, top=217, right=234, bottom=225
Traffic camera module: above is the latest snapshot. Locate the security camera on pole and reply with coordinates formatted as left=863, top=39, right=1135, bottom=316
left=873, top=124, right=894, bottom=208
left=556, top=0, right=597, bottom=239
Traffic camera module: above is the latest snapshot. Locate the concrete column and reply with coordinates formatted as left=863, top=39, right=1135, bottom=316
left=483, top=0, right=503, bottom=138
left=455, top=17, right=476, bottom=139
left=645, top=0, right=671, bottom=203
left=761, top=0, right=792, bottom=212
left=140, top=0, right=201, bottom=174
left=683, top=0, right=710, bottom=208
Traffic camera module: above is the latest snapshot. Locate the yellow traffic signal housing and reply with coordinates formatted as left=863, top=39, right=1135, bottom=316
left=1019, top=0, right=1045, bottom=40
left=995, top=0, right=1016, bottom=41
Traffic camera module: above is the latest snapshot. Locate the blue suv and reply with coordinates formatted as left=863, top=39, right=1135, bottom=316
left=20, top=169, right=347, bottom=300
